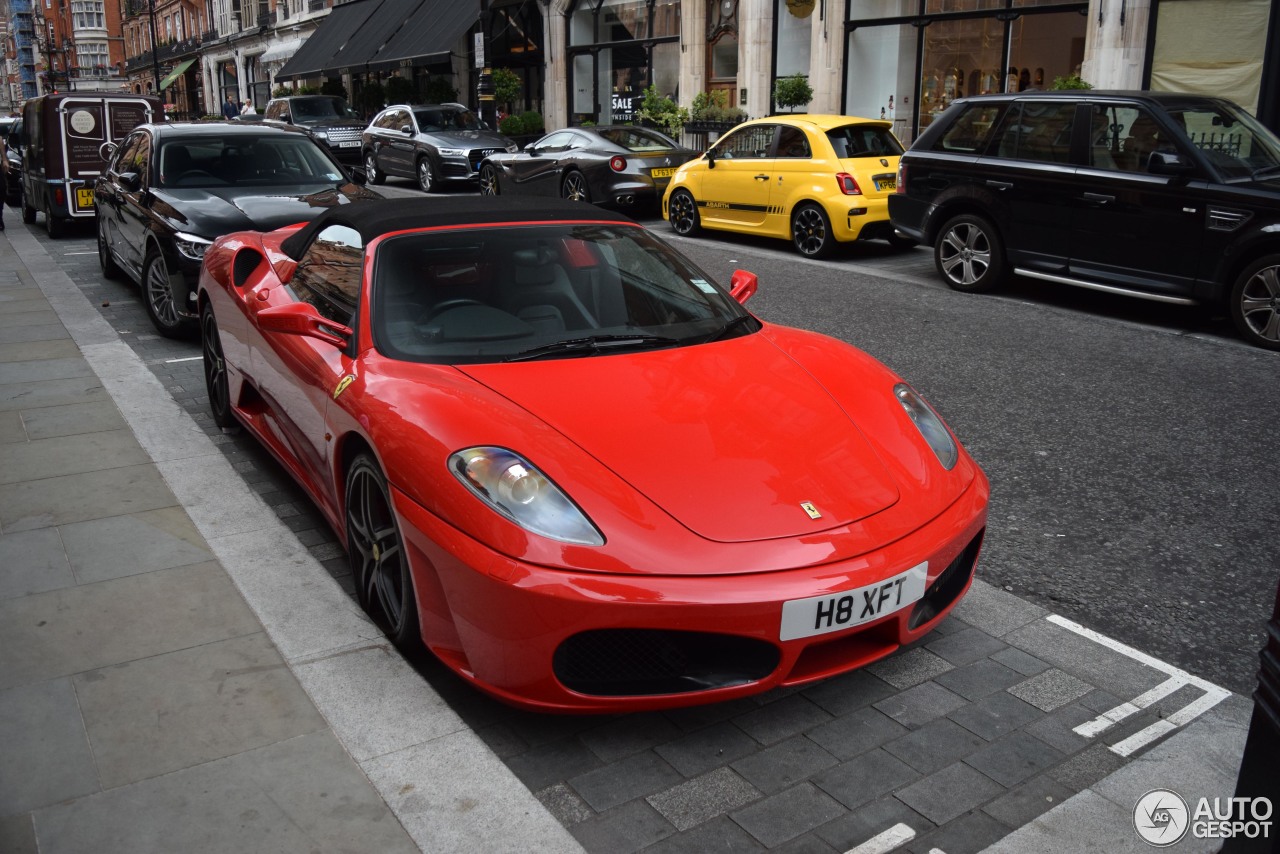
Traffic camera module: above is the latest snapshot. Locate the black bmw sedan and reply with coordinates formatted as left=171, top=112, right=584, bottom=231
left=478, top=125, right=699, bottom=210
left=95, top=121, right=380, bottom=337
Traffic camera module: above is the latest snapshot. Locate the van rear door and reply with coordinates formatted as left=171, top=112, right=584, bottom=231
left=59, top=96, right=155, bottom=217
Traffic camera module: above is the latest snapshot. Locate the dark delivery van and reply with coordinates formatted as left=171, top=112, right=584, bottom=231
left=18, top=92, right=161, bottom=237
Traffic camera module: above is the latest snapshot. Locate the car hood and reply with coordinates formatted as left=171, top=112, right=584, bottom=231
left=458, top=335, right=901, bottom=543
left=298, top=119, right=366, bottom=130
left=420, top=130, right=512, bottom=149
left=151, top=184, right=378, bottom=236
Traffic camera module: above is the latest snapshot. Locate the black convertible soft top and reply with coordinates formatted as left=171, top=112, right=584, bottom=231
left=280, top=196, right=638, bottom=260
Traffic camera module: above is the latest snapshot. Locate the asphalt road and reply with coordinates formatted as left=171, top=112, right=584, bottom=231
left=63, top=182, right=1280, bottom=696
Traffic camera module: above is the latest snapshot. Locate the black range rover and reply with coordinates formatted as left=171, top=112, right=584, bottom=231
left=263, top=95, right=366, bottom=163
left=888, top=91, right=1280, bottom=350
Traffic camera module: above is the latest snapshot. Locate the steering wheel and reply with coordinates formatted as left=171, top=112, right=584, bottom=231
left=418, top=298, right=485, bottom=323
left=173, top=170, right=215, bottom=185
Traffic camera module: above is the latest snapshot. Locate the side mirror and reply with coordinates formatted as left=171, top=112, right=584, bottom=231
left=400, top=125, right=413, bottom=135
left=1148, top=150, right=1195, bottom=176
left=118, top=172, right=141, bottom=192
left=347, top=165, right=368, bottom=186
left=706, top=149, right=717, bottom=169
left=729, top=269, right=758, bottom=304
left=255, top=302, right=352, bottom=348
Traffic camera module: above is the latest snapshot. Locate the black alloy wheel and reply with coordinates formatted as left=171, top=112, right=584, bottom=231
left=142, top=250, right=190, bottom=339
left=364, top=150, right=385, bottom=185
left=934, top=213, right=1008, bottom=293
left=668, top=189, right=701, bottom=236
left=200, top=303, right=238, bottom=431
left=478, top=164, right=500, bottom=196
left=345, top=453, right=420, bottom=647
left=97, top=216, right=122, bottom=279
left=561, top=171, right=591, bottom=203
left=45, top=210, right=66, bottom=239
left=416, top=156, right=437, bottom=193
left=791, top=203, right=835, bottom=259
left=1230, top=254, right=1280, bottom=351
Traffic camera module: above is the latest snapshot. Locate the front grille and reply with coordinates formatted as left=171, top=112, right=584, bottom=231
left=468, top=148, right=502, bottom=171
left=553, top=629, right=780, bottom=696
left=324, top=127, right=363, bottom=145
left=908, top=529, right=984, bottom=630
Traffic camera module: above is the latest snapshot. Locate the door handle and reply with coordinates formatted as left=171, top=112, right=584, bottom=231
left=1082, top=192, right=1114, bottom=205
left=985, top=180, right=1012, bottom=190
left=754, top=174, right=769, bottom=181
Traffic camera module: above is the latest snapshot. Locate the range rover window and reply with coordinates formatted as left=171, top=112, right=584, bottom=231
left=1166, top=102, right=1280, bottom=181
left=990, top=101, right=1077, bottom=164
left=934, top=104, right=1003, bottom=154
left=1085, top=104, right=1172, bottom=172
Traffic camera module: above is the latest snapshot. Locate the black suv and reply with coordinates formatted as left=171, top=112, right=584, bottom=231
left=362, top=103, right=516, bottom=193
left=888, top=91, right=1280, bottom=350
left=263, top=95, right=366, bottom=162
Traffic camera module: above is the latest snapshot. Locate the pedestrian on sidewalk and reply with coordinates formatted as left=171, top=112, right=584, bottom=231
left=0, top=132, right=8, bottom=231
left=222, top=94, right=239, bottom=120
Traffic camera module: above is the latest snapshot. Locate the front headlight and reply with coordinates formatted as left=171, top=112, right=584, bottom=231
left=449, top=447, right=604, bottom=545
left=437, top=147, right=465, bottom=157
left=174, top=231, right=213, bottom=261
left=312, top=130, right=330, bottom=140
left=895, top=384, right=959, bottom=470
left=505, top=142, right=519, bottom=153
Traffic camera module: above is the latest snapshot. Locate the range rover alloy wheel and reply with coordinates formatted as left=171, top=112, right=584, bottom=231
left=1230, top=254, right=1280, bottom=351
left=934, top=213, right=1007, bottom=293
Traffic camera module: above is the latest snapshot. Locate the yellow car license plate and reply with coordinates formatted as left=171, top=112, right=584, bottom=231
left=874, top=177, right=896, bottom=192
left=651, top=167, right=676, bottom=179
left=76, top=187, right=95, bottom=207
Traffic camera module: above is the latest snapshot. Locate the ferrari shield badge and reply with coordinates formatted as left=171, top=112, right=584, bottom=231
left=801, top=501, right=822, bottom=520
left=332, top=374, right=355, bottom=400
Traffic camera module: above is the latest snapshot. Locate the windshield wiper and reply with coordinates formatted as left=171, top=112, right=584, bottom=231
left=702, top=315, right=757, bottom=344
left=505, top=334, right=679, bottom=362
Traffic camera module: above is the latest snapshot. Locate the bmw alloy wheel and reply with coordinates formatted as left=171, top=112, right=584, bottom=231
left=143, top=251, right=187, bottom=338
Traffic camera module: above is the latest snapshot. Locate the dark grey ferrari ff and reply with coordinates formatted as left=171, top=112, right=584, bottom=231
left=478, top=125, right=699, bottom=209
left=95, top=121, right=380, bottom=337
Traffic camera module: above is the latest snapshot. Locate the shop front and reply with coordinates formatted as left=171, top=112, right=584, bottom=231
left=844, top=1, right=1088, bottom=143
left=567, top=0, right=681, bottom=125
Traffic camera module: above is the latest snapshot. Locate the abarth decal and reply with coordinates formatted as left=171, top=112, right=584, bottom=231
left=332, top=374, right=355, bottom=400
left=698, top=200, right=771, bottom=213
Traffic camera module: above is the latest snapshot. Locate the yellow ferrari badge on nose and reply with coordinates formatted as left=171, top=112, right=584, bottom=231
left=801, top=502, right=822, bottom=520
left=333, top=375, right=355, bottom=400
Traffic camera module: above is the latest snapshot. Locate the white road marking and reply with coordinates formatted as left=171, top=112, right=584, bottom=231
left=165, top=356, right=203, bottom=363
left=845, top=823, right=916, bottom=854
left=1050, top=614, right=1231, bottom=756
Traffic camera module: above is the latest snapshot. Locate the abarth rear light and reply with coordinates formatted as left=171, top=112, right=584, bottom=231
left=836, top=172, right=862, bottom=195
left=609, top=155, right=627, bottom=172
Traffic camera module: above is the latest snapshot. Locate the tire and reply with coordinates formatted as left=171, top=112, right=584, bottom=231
left=364, top=150, right=385, bottom=185
left=1229, top=253, right=1280, bottom=351
left=142, top=250, right=191, bottom=338
left=97, top=216, right=122, bottom=279
left=200, top=302, right=239, bottom=431
left=478, top=163, right=500, bottom=196
left=45, top=210, right=65, bottom=239
left=668, top=189, right=701, bottom=236
left=933, top=213, right=1007, bottom=293
left=791, top=203, right=836, bottom=259
left=22, top=192, right=35, bottom=224
left=561, top=170, right=590, bottom=203
left=345, top=453, right=420, bottom=648
left=415, top=156, right=437, bottom=193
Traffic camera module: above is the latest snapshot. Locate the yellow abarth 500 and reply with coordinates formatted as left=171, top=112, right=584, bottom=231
left=663, top=114, right=910, bottom=258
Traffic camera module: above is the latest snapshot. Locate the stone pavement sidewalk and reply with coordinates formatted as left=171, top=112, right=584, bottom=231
left=0, top=223, right=1258, bottom=853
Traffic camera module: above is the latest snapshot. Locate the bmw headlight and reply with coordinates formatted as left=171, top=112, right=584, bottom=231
left=174, top=231, right=213, bottom=262
left=449, top=447, right=604, bottom=545
left=437, top=147, right=465, bottom=157
left=895, top=384, right=959, bottom=470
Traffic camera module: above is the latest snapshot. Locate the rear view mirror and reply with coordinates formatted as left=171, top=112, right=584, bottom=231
left=118, top=172, right=141, bottom=192
left=729, top=269, right=758, bottom=304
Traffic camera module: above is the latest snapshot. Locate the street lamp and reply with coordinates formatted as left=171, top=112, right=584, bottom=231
left=148, top=0, right=161, bottom=94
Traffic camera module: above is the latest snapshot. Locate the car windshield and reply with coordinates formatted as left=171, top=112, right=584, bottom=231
left=1164, top=102, right=1280, bottom=181
left=157, top=136, right=346, bottom=188
left=414, top=108, right=483, bottom=132
left=827, top=125, right=904, bottom=159
left=596, top=127, right=679, bottom=152
left=371, top=223, right=755, bottom=364
left=290, top=97, right=356, bottom=121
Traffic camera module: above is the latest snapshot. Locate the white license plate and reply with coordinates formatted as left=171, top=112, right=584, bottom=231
left=338, top=141, right=360, bottom=148
left=779, top=562, right=927, bottom=641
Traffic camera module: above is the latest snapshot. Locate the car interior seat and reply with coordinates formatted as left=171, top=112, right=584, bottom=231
left=506, top=244, right=597, bottom=331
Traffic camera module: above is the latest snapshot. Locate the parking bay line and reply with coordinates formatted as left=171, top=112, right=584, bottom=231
left=844, top=823, right=917, bottom=854
left=1050, top=614, right=1232, bottom=757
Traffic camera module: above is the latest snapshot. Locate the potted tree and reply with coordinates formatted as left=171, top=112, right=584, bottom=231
left=635, top=86, right=689, bottom=139
left=773, top=74, right=813, bottom=114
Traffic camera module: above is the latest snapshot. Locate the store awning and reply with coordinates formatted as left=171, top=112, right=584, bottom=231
left=366, top=0, right=477, bottom=71
left=277, top=0, right=383, bottom=80
left=260, top=37, right=305, bottom=65
left=159, top=58, right=195, bottom=91
left=327, top=0, right=424, bottom=72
